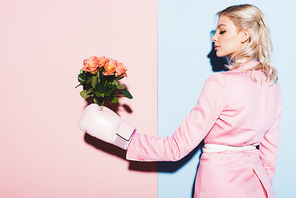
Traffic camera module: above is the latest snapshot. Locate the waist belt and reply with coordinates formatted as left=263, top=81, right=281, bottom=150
left=202, top=144, right=257, bottom=153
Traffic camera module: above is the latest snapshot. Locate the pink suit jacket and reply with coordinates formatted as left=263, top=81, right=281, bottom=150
left=126, top=60, right=282, bottom=198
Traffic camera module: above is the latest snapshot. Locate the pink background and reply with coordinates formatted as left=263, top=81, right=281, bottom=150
left=0, top=0, right=157, bottom=197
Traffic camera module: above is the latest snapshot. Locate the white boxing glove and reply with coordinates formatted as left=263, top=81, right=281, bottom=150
left=78, top=103, right=136, bottom=149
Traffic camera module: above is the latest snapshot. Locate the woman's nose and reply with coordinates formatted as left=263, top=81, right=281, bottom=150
left=211, top=30, right=217, bottom=42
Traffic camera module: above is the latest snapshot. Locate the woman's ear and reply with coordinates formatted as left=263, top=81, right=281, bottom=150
left=240, top=30, right=250, bottom=43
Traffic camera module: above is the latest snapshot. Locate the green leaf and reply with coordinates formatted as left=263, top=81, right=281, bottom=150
left=117, top=84, right=126, bottom=89
left=87, top=88, right=94, bottom=94
left=97, top=72, right=101, bottom=83
left=80, top=90, right=90, bottom=99
left=106, top=83, right=116, bottom=89
left=93, top=97, right=98, bottom=104
left=92, top=76, right=97, bottom=88
left=106, top=84, right=112, bottom=88
left=93, top=97, right=105, bottom=106
left=111, top=97, right=118, bottom=103
left=112, top=80, right=119, bottom=86
left=97, top=84, right=108, bottom=93
left=105, top=87, right=116, bottom=96
left=85, top=76, right=93, bottom=85
left=94, top=91, right=104, bottom=97
left=121, top=88, right=133, bottom=99
left=78, top=73, right=87, bottom=84
left=93, top=97, right=103, bottom=106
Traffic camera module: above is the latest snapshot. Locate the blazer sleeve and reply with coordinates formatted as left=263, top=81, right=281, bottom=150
left=259, top=89, right=282, bottom=183
left=126, top=73, right=227, bottom=161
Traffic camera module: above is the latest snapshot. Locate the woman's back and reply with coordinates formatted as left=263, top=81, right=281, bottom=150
left=205, top=60, right=282, bottom=147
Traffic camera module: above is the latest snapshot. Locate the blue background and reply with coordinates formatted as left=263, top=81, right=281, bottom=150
left=158, top=0, right=296, bottom=197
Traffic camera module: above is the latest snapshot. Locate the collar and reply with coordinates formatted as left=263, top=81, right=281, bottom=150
left=241, top=59, right=259, bottom=69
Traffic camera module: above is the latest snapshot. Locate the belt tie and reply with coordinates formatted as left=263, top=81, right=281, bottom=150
left=202, top=144, right=257, bottom=153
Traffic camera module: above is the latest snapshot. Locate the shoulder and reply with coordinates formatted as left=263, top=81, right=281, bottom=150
left=205, top=72, right=227, bottom=87
left=197, top=73, right=228, bottom=108
left=207, top=72, right=225, bottom=81
left=202, top=73, right=227, bottom=94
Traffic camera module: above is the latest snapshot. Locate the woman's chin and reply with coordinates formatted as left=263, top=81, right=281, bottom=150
left=216, top=52, right=224, bottom=58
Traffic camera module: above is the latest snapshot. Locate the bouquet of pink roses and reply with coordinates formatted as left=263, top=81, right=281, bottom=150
left=76, top=56, right=133, bottom=108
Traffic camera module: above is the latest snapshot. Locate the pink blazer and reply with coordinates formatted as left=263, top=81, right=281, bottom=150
left=126, top=60, right=282, bottom=198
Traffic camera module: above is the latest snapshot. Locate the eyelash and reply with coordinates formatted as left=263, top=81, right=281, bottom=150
left=219, top=31, right=226, bottom=34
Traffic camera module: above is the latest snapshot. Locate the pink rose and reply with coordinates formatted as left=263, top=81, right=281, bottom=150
left=97, top=56, right=108, bottom=70
left=115, top=62, right=127, bottom=77
left=103, top=60, right=117, bottom=75
left=82, top=56, right=99, bottom=74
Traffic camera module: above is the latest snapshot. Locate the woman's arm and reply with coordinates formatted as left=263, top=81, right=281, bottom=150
left=126, top=73, right=227, bottom=161
left=259, top=92, right=282, bottom=183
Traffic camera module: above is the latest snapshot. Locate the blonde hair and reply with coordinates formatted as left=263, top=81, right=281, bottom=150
left=217, top=4, right=278, bottom=85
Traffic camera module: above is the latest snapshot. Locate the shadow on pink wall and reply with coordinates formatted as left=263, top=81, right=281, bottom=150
left=84, top=134, right=158, bottom=172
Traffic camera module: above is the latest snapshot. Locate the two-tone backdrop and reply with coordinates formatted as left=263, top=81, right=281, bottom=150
left=0, top=0, right=295, bottom=197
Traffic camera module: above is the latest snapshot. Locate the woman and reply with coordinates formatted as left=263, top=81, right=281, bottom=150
left=79, top=4, right=282, bottom=198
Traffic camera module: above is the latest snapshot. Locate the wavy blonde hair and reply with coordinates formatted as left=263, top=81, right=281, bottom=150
left=217, top=4, right=278, bottom=85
